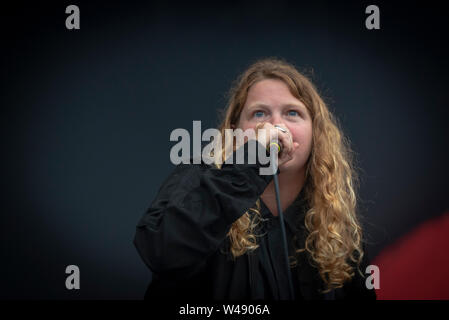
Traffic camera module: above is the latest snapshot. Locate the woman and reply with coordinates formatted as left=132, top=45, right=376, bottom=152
left=134, top=58, right=376, bottom=300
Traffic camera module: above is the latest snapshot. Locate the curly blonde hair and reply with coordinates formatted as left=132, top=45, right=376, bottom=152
left=214, top=57, right=364, bottom=292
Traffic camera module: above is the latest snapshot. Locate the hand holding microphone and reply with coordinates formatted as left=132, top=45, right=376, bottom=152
left=272, top=125, right=288, bottom=152
left=255, top=122, right=299, bottom=169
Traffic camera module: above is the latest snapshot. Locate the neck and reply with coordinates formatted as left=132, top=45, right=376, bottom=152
left=261, top=167, right=306, bottom=216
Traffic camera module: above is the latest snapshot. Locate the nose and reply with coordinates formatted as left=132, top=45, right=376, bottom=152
left=269, top=112, right=283, bottom=125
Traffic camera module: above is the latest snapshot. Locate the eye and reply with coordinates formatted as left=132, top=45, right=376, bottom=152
left=287, top=110, right=300, bottom=117
left=254, top=110, right=266, bottom=118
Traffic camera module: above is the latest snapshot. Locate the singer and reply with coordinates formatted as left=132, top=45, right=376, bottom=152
left=133, top=58, right=376, bottom=300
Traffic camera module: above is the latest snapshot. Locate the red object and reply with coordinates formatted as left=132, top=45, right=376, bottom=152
left=372, top=212, right=449, bottom=300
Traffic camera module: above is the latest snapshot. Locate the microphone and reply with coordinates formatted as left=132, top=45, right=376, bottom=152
left=270, top=124, right=287, bottom=155
left=268, top=138, right=295, bottom=300
left=267, top=125, right=294, bottom=298
left=269, top=140, right=283, bottom=154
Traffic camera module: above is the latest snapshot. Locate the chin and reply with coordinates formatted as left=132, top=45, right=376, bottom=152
left=279, top=160, right=303, bottom=173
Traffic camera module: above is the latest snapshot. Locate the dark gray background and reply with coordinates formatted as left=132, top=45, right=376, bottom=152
left=1, top=0, right=448, bottom=299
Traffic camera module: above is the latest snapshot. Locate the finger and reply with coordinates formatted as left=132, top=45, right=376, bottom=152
left=279, top=150, right=293, bottom=166
left=274, top=125, right=292, bottom=148
left=281, top=132, right=293, bottom=154
left=255, top=122, right=267, bottom=144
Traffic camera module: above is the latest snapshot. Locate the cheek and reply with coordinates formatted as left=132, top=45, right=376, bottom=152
left=236, top=118, right=253, bottom=131
left=291, top=124, right=312, bottom=141
left=291, top=125, right=313, bottom=152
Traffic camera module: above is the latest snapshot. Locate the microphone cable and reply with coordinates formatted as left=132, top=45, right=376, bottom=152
left=269, top=141, right=295, bottom=300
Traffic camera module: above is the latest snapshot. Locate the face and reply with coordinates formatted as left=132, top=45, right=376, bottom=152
left=235, top=78, right=313, bottom=173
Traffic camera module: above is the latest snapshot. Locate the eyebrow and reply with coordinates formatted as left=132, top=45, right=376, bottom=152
left=247, top=102, right=307, bottom=111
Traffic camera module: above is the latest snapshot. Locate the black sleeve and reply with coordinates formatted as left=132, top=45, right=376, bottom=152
left=133, top=140, right=274, bottom=279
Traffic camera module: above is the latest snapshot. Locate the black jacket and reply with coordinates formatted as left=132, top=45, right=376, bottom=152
left=133, top=140, right=376, bottom=300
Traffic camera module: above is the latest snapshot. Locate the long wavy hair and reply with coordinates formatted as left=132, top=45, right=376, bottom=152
left=214, top=57, right=364, bottom=292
